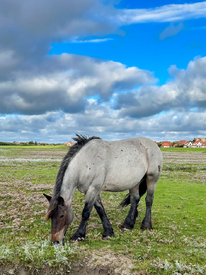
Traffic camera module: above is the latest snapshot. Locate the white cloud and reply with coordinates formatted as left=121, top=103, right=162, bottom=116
left=115, top=56, right=206, bottom=118
left=70, top=37, right=113, bottom=43
left=0, top=53, right=156, bottom=115
left=1, top=1, right=206, bottom=142
left=1, top=52, right=206, bottom=142
left=116, top=2, right=206, bottom=24
left=1, top=105, right=206, bottom=143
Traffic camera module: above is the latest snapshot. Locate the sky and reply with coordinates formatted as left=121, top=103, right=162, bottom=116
left=0, top=0, right=206, bottom=143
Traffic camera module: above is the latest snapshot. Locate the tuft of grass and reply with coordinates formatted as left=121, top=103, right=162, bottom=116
left=150, top=258, right=206, bottom=274
left=0, top=239, right=76, bottom=268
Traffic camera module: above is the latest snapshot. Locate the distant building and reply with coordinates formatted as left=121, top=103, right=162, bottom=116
left=161, top=141, right=172, bottom=148
left=177, top=140, right=187, bottom=147
left=193, top=138, right=206, bottom=142
left=183, top=140, right=206, bottom=148
left=67, top=141, right=75, bottom=146
left=201, top=142, right=206, bottom=148
left=192, top=141, right=202, bottom=148
left=13, top=141, right=20, bottom=145
left=183, top=142, right=192, bottom=148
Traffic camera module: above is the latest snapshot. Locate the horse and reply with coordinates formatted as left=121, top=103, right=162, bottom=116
left=44, top=134, right=163, bottom=244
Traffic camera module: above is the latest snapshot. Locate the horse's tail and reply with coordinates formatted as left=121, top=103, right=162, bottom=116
left=120, top=174, right=147, bottom=207
left=120, top=193, right=130, bottom=207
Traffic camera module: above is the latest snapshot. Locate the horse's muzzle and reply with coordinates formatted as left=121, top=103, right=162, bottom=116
left=52, top=240, right=60, bottom=245
left=51, top=237, right=65, bottom=245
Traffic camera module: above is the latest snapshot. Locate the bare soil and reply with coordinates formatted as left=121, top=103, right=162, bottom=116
left=0, top=253, right=148, bottom=275
left=1, top=148, right=206, bottom=164
left=0, top=263, right=113, bottom=275
left=162, top=151, right=206, bottom=163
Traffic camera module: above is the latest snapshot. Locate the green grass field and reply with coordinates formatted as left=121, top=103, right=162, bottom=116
left=0, top=146, right=205, bottom=274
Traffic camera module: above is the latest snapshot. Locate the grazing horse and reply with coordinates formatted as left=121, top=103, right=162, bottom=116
left=44, top=134, right=163, bottom=244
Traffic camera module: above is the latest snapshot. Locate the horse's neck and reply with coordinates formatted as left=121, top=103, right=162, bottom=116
left=60, top=168, right=77, bottom=207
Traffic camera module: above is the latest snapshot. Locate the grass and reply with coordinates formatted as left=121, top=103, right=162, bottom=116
left=0, top=146, right=206, bottom=274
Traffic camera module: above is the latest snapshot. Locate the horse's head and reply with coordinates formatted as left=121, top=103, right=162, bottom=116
left=43, top=193, right=74, bottom=244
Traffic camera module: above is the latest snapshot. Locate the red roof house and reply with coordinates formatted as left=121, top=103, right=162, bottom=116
left=67, top=141, right=75, bottom=147
left=177, top=140, right=188, bottom=146
left=161, top=141, right=172, bottom=148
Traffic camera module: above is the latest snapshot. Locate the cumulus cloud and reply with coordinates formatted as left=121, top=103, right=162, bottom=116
left=1, top=105, right=206, bottom=143
left=1, top=1, right=206, bottom=142
left=0, top=0, right=115, bottom=56
left=0, top=0, right=119, bottom=98
left=0, top=0, right=157, bottom=116
left=0, top=53, right=156, bottom=115
left=115, top=56, right=206, bottom=118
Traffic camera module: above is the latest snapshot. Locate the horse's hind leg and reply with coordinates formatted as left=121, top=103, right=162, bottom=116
left=122, top=185, right=140, bottom=230
left=141, top=174, right=158, bottom=230
left=94, top=195, right=114, bottom=239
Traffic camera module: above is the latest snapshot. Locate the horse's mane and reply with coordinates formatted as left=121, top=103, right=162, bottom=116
left=49, top=134, right=101, bottom=209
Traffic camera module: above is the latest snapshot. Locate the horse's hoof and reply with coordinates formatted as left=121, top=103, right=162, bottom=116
left=121, top=226, right=130, bottom=232
left=102, top=234, right=114, bottom=240
left=102, top=235, right=109, bottom=240
left=121, top=223, right=134, bottom=231
left=141, top=224, right=153, bottom=230
left=70, top=236, right=85, bottom=242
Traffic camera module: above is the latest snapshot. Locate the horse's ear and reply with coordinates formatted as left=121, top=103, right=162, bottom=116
left=43, top=193, right=52, bottom=202
left=58, top=196, right=65, bottom=206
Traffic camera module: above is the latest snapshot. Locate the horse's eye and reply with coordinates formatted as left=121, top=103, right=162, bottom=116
left=60, top=215, right=64, bottom=219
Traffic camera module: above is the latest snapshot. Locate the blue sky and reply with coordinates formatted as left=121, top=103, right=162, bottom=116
left=0, top=0, right=206, bottom=142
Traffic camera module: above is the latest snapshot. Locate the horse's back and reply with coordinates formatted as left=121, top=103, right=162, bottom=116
left=71, top=137, right=162, bottom=192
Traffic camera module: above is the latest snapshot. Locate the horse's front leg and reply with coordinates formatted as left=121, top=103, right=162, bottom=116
left=94, top=195, right=114, bottom=239
left=70, top=182, right=102, bottom=241
left=70, top=200, right=93, bottom=241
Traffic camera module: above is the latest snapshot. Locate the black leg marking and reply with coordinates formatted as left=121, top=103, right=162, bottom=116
left=122, top=197, right=139, bottom=230
left=141, top=192, right=154, bottom=230
left=94, top=196, right=114, bottom=239
left=141, top=203, right=153, bottom=230
left=70, top=202, right=91, bottom=241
